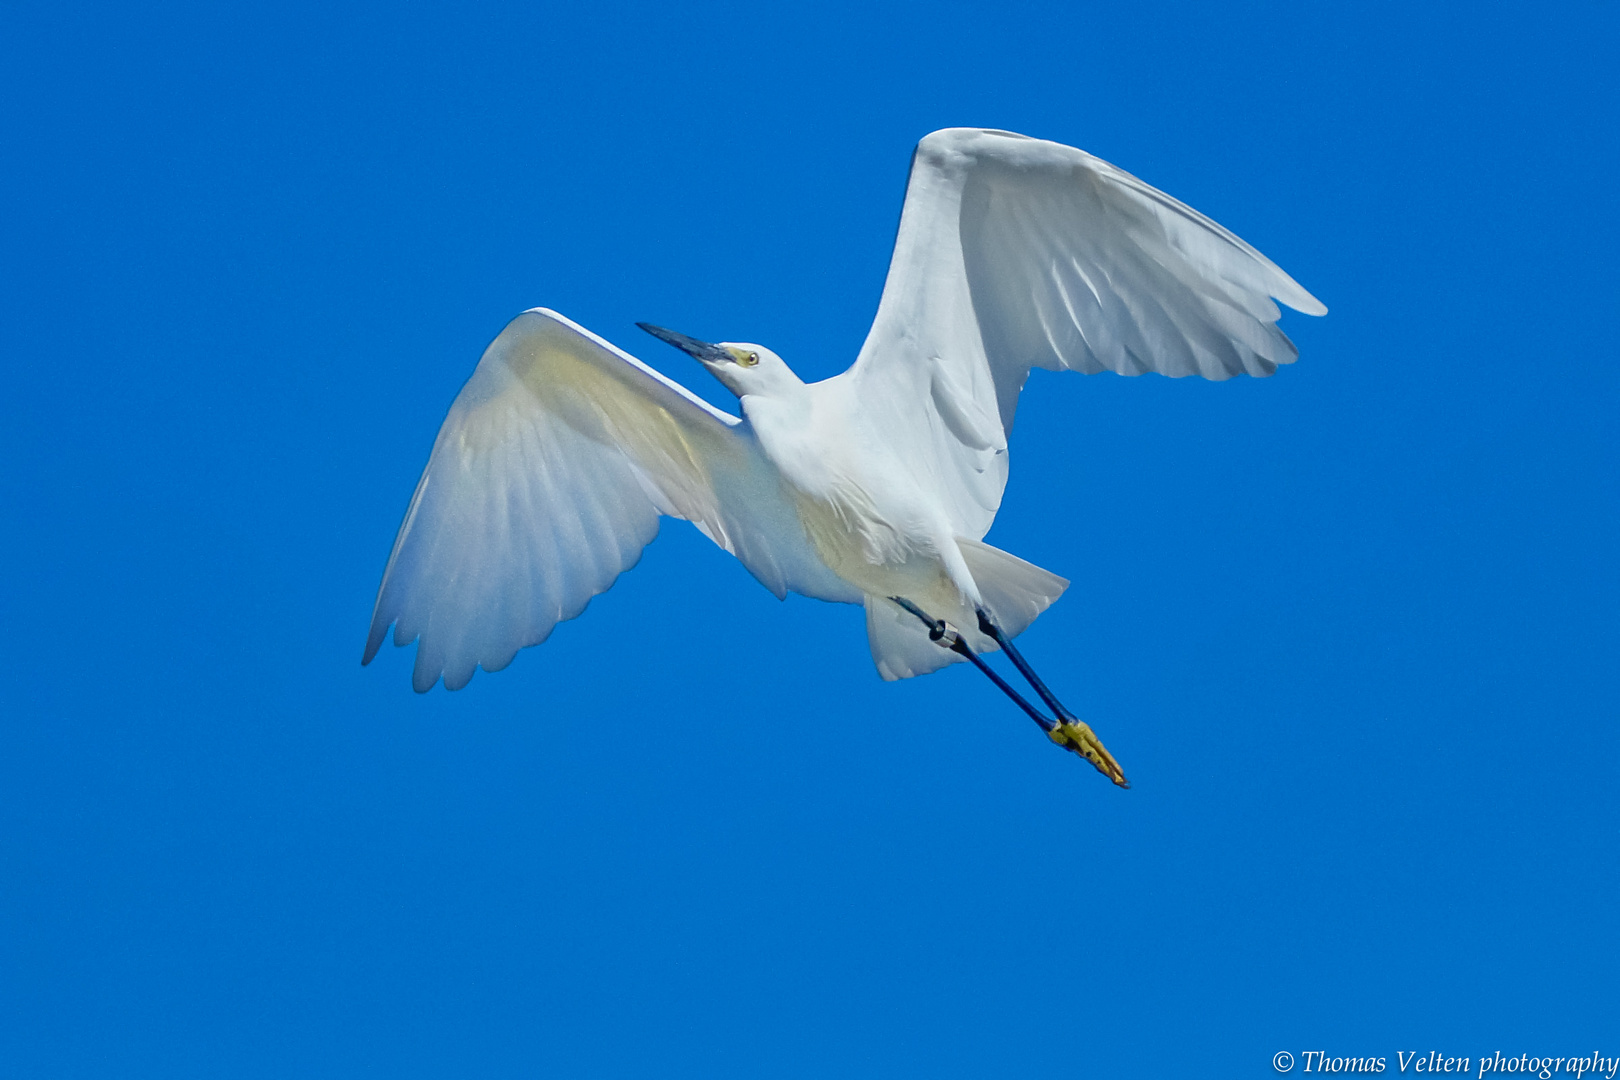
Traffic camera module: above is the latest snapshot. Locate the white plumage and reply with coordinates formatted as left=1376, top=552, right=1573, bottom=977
left=365, top=128, right=1324, bottom=702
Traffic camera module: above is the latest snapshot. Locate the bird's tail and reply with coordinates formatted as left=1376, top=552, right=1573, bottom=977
left=864, top=539, right=1068, bottom=681
left=956, top=537, right=1069, bottom=639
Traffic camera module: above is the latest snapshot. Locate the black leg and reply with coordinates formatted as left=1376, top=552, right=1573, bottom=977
left=889, top=597, right=1054, bottom=733
left=890, top=597, right=1129, bottom=788
left=975, top=609, right=1077, bottom=721
left=971, top=609, right=1129, bottom=787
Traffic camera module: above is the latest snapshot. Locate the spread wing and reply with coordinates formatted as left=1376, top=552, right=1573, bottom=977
left=365, top=308, right=855, bottom=691
left=849, top=127, right=1327, bottom=539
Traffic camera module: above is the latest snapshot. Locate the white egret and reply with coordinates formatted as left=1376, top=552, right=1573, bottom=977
left=364, top=128, right=1326, bottom=786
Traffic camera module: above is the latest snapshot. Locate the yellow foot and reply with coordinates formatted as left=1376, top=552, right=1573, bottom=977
left=1047, top=720, right=1129, bottom=788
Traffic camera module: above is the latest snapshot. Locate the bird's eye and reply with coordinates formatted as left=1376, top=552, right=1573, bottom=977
left=744, top=352, right=760, bottom=367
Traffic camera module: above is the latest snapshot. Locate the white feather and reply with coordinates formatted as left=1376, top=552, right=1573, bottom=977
left=849, top=128, right=1326, bottom=540
left=365, top=309, right=855, bottom=691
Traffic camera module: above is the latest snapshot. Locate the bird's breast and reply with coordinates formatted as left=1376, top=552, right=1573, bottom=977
left=745, top=393, right=953, bottom=599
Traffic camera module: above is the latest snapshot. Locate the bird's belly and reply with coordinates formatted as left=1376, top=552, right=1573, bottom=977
left=749, top=392, right=964, bottom=608
left=786, top=481, right=958, bottom=606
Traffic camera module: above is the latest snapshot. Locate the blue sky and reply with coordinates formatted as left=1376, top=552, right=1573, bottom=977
left=2, top=1, right=1616, bottom=1075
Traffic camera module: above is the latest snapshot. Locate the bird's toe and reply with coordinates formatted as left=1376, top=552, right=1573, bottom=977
left=1048, top=719, right=1129, bottom=788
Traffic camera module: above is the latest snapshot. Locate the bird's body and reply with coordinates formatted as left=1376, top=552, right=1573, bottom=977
left=365, top=128, right=1325, bottom=782
left=747, top=372, right=972, bottom=623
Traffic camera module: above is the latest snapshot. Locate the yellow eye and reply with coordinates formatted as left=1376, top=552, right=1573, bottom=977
left=743, top=351, right=760, bottom=367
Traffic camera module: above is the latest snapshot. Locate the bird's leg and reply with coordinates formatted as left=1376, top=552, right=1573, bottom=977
left=974, top=609, right=1073, bottom=717
left=890, top=597, right=1127, bottom=786
left=975, top=608, right=1129, bottom=789
left=889, top=597, right=1055, bottom=734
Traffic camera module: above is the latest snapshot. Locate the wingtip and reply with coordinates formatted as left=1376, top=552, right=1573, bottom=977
left=1294, top=294, right=1329, bottom=317
left=362, top=615, right=392, bottom=667
left=1273, top=275, right=1327, bottom=317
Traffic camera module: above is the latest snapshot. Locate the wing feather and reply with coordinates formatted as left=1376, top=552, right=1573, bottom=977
left=365, top=308, right=852, bottom=691
left=849, top=128, right=1326, bottom=539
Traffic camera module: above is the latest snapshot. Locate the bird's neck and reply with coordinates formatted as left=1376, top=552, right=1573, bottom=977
left=737, top=369, right=810, bottom=410
left=739, top=380, right=815, bottom=453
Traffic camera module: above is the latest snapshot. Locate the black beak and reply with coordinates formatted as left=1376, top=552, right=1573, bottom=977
left=637, top=323, right=734, bottom=364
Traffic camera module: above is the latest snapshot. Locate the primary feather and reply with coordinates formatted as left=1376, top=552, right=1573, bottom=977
left=364, top=309, right=853, bottom=691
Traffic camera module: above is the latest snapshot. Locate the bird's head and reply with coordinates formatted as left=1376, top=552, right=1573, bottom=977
left=637, top=323, right=801, bottom=398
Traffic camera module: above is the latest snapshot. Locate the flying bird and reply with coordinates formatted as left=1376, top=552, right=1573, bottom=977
left=364, top=128, right=1326, bottom=786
